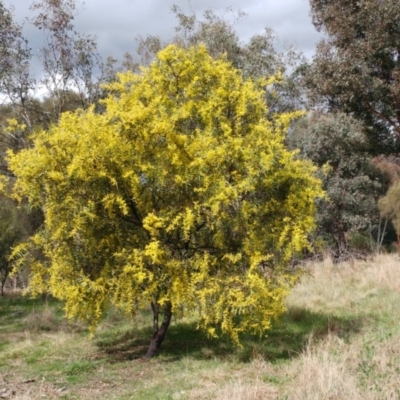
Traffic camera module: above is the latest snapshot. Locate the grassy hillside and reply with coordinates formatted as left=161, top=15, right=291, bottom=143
left=1, top=254, right=399, bottom=399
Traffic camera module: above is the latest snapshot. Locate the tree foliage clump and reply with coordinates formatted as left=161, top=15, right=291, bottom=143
left=308, top=0, right=400, bottom=154
left=7, top=46, right=323, bottom=356
left=289, top=112, right=386, bottom=254
left=0, top=197, right=21, bottom=295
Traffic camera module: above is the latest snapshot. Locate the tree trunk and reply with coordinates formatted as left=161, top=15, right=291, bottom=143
left=144, top=301, right=172, bottom=359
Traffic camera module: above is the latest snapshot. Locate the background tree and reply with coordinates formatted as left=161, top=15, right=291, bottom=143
left=0, top=1, right=34, bottom=145
left=29, top=0, right=114, bottom=123
left=288, top=112, right=386, bottom=255
left=7, top=45, right=322, bottom=358
left=308, top=0, right=400, bottom=154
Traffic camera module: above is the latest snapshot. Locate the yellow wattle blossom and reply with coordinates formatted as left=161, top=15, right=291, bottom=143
left=7, top=44, right=323, bottom=344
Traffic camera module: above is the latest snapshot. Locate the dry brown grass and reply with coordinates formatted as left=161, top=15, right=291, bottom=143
left=285, top=334, right=363, bottom=400
left=283, top=330, right=400, bottom=400
left=170, top=359, right=279, bottom=400
left=281, top=253, right=400, bottom=400
left=362, top=253, right=400, bottom=290
left=21, top=306, right=85, bottom=333
left=287, top=254, right=400, bottom=313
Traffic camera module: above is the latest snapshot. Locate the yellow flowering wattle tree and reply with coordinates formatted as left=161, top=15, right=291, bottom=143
left=7, top=45, right=323, bottom=358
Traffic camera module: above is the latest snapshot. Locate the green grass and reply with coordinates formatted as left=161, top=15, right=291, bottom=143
left=1, top=254, right=400, bottom=399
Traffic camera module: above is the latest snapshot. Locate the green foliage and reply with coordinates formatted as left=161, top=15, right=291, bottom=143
left=7, top=45, right=322, bottom=344
left=0, top=197, right=21, bottom=295
left=308, top=0, right=400, bottom=154
left=289, top=112, right=386, bottom=253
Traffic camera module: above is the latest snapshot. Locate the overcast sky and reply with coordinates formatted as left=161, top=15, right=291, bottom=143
left=5, top=0, right=322, bottom=72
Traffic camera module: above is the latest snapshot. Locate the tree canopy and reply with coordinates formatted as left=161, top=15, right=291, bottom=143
left=289, top=112, right=386, bottom=254
left=308, top=0, right=400, bottom=154
left=7, top=44, right=322, bottom=357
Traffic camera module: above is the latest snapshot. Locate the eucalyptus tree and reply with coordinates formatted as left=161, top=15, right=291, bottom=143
left=308, top=0, right=400, bottom=154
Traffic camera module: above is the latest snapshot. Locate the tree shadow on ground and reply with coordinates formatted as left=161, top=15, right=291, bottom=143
left=95, top=306, right=365, bottom=363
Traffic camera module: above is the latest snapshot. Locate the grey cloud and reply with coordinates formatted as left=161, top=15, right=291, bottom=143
left=4, top=0, right=322, bottom=72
